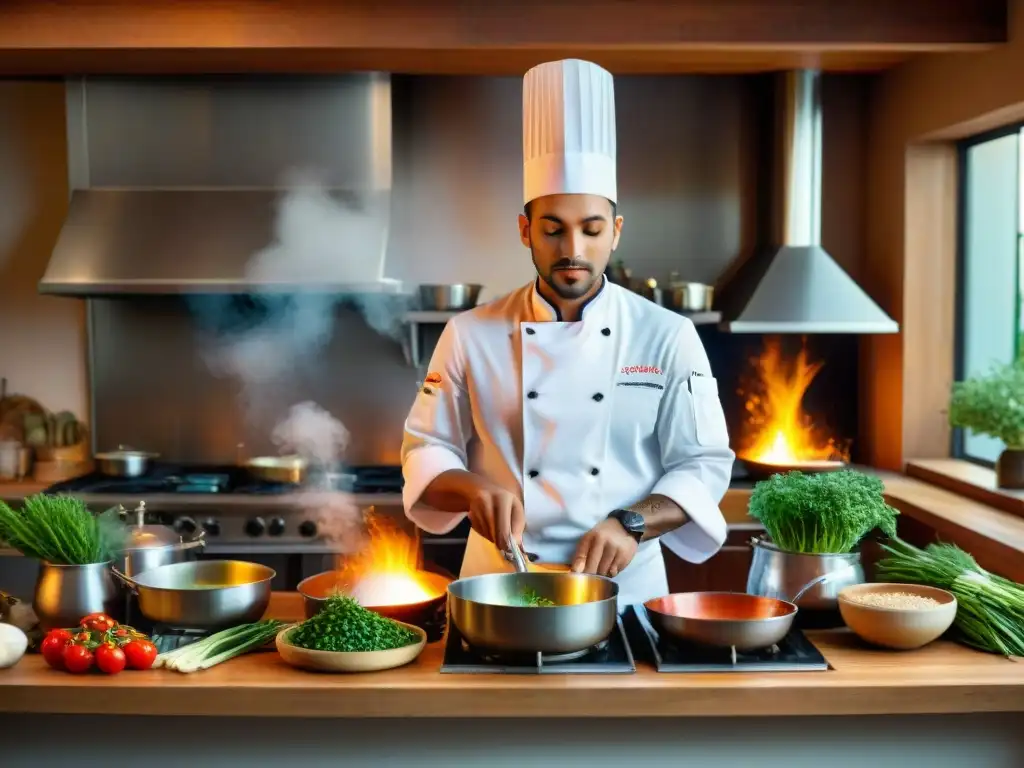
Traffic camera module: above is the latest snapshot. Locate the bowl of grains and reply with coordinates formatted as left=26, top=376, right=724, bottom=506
left=838, top=583, right=957, bottom=650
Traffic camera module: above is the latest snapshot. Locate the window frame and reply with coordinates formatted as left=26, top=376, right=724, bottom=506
left=952, top=122, right=1024, bottom=467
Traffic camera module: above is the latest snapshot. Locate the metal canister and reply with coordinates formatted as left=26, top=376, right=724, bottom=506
left=746, top=537, right=864, bottom=611
left=33, top=561, right=121, bottom=631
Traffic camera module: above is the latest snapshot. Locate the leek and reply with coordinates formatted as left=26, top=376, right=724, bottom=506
left=155, top=620, right=287, bottom=673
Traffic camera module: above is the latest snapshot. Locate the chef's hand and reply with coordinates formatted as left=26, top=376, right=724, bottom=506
left=572, top=519, right=639, bottom=578
left=464, top=477, right=526, bottom=553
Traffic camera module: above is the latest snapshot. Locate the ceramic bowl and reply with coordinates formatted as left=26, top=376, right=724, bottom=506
left=838, top=583, right=957, bottom=650
left=275, top=623, right=427, bottom=673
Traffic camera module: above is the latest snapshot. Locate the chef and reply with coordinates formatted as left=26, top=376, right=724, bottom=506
left=401, top=58, right=735, bottom=608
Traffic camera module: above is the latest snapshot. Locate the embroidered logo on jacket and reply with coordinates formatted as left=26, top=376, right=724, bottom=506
left=620, top=365, right=663, bottom=376
left=424, top=372, right=442, bottom=384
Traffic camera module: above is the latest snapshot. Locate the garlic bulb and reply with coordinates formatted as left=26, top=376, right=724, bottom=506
left=0, top=623, right=28, bottom=669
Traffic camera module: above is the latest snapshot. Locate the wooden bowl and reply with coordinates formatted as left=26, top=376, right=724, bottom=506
left=275, top=623, right=427, bottom=673
left=838, top=583, right=957, bottom=650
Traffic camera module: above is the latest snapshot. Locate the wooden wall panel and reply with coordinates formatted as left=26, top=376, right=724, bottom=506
left=0, top=0, right=1007, bottom=75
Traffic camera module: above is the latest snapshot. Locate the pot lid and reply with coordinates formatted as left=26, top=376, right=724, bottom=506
left=121, top=501, right=181, bottom=549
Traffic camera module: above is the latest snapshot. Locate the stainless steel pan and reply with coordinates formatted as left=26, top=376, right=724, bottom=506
left=447, top=571, right=619, bottom=654
left=111, top=560, right=275, bottom=629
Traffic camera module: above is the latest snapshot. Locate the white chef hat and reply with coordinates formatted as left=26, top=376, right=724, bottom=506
left=522, top=59, right=617, bottom=206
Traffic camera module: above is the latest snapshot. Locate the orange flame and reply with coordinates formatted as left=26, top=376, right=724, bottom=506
left=334, top=513, right=438, bottom=606
left=737, top=337, right=849, bottom=465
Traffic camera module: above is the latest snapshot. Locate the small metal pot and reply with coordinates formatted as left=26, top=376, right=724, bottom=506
left=33, top=560, right=121, bottom=632
left=417, top=284, right=483, bottom=312
left=116, top=502, right=206, bottom=578
left=663, top=281, right=714, bottom=312
left=245, top=455, right=308, bottom=485
left=95, top=446, right=158, bottom=478
left=111, top=560, right=275, bottom=630
left=746, top=537, right=864, bottom=611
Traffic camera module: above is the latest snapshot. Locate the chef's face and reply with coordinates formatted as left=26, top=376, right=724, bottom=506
left=519, top=194, right=623, bottom=301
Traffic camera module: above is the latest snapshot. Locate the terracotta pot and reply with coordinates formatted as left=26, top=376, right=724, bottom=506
left=996, top=448, right=1024, bottom=489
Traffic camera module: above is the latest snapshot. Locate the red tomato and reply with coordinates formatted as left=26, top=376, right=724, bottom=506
left=40, top=633, right=69, bottom=669
left=62, top=644, right=94, bottom=674
left=122, top=639, right=157, bottom=670
left=95, top=643, right=126, bottom=675
left=80, top=613, right=117, bottom=632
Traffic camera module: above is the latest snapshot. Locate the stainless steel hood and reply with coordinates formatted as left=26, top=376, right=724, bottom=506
left=716, top=70, right=898, bottom=334
left=39, top=74, right=399, bottom=296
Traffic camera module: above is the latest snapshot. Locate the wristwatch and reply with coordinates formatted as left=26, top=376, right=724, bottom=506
left=608, top=509, right=645, bottom=543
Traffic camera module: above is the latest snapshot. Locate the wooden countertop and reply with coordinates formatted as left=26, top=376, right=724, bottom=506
left=2, top=592, right=1023, bottom=719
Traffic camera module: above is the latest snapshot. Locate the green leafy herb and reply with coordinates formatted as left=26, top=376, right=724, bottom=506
left=948, top=360, right=1024, bottom=448
left=515, top=588, right=556, bottom=607
left=289, top=595, right=419, bottom=653
left=747, top=470, right=898, bottom=554
left=0, top=494, right=127, bottom=565
left=876, top=537, right=1024, bottom=657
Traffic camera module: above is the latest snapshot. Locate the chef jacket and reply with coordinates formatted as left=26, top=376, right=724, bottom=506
left=401, top=276, right=735, bottom=608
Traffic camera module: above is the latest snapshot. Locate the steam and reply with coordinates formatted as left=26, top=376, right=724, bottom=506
left=190, top=171, right=408, bottom=555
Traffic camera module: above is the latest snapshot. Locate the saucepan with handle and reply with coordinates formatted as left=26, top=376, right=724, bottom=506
left=446, top=537, right=619, bottom=654
left=642, top=565, right=858, bottom=651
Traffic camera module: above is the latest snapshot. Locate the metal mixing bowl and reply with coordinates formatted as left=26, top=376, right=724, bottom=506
left=418, top=284, right=483, bottom=311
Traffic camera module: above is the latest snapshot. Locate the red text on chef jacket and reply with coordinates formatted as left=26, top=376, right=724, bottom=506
left=620, top=365, right=663, bottom=375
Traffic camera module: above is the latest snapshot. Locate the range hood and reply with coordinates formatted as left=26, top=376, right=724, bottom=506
left=39, top=74, right=399, bottom=297
left=716, top=70, right=898, bottom=334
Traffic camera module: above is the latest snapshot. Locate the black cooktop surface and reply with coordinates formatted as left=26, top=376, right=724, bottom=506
left=43, top=463, right=403, bottom=496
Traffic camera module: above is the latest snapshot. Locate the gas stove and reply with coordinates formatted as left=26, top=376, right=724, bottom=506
left=44, top=463, right=403, bottom=496
left=42, top=463, right=404, bottom=551
left=440, top=615, right=636, bottom=675
left=626, top=605, right=829, bottom=673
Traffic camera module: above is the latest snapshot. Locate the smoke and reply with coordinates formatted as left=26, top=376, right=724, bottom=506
left=190, top=171, right=409, bottom=555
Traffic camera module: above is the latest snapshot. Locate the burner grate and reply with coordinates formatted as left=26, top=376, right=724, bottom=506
left=441, top=616, right=634, bottom=675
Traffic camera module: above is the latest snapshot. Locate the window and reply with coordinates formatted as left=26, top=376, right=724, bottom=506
left=955, top=126, right=1023, bottom=464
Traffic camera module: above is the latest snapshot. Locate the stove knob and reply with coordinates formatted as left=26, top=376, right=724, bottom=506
left=174, top=517, right=197, bottom=536
left=298, top=520, right=317, bottom=538
left=202, top=519, right=221, bottom=536
left=245, top=517, right=266, bottom=537
left=267, top=517, right=286, bottom=537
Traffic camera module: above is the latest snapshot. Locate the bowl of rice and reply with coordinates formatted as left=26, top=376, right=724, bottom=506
left=838, top=583, right=957, bottom=650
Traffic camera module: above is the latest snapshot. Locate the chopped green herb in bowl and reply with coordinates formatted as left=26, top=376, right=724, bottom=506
left=276, top=595, right=427, bottom=673
left=288, top=595, right=420, bottom=653
left=514, top=588, right=556, bottom=607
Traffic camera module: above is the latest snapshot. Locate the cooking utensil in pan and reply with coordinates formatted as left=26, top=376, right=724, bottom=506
left=643, top=569, right=854, bottom=651
left=244, top=455, right=308, bottom=484
left=448, top=571, right=618, bottom=654
left=111, top=560, right=275, bottom=629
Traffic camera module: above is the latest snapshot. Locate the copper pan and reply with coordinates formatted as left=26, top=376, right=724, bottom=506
left=742, top=458, right=847, bottom=482
left=643, top=592, right=798, bottom=651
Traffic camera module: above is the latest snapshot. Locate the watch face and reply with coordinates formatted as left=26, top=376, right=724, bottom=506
left=614, top=509, right=645, bottom=540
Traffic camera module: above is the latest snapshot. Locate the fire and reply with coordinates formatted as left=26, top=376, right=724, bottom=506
left=737, top=337, right=849, bottom=465
left=335, top=513, right=438, bottom=606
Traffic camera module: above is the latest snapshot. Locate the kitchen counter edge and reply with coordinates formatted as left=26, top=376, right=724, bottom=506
left=2, top=591, right=1023, bottom=719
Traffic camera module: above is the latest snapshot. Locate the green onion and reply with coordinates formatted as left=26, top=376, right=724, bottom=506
left=155, top=620, right=287, bottom=673
left=875, top=538, right=1024, bottom=657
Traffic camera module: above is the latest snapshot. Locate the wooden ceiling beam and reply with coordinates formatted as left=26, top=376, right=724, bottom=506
left=0, top=0, right=1008, bottom=76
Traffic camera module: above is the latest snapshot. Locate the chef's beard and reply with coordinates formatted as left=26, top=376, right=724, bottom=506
left=533, top=252, right=599, bottom=300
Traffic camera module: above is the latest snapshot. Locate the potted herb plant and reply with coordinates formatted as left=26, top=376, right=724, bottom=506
left=0, top=495, right=126, bottom=630
left=746, top=470, right=899, bottom=609
left=948, top=360, right=1024, bottom=488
